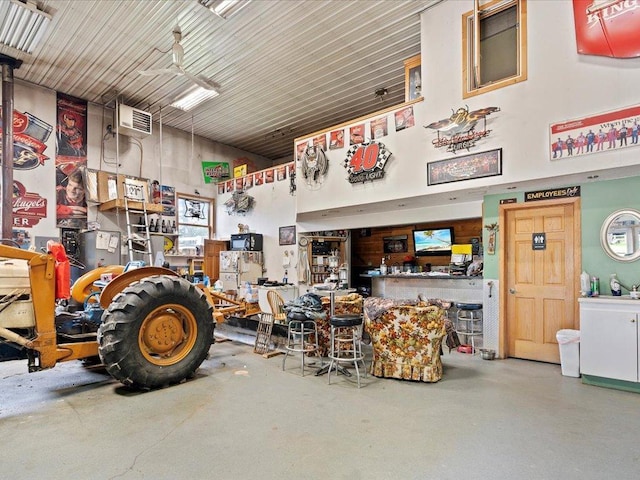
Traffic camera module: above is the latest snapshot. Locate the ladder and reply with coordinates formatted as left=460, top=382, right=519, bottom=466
left=254, top=313, right=275, bottom=355
left=123, top=187, right=153, bottom=265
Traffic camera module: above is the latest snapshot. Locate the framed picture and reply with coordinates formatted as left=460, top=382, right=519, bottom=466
left=404, top=54, right=422, bottom=101
left=427, top=148, right=502, bottom=186
left=279, top=225, right=296, bottom=245
left=265, top=169, right=275, bottom=183
left=549, top=104, right=640, bottom=160
left=370, top=117, right=388, bottom=139
left=233, top=164, right=247, bottom=178
left=313, top=134, right=327, bottom=151
left=350, top=124, right=365, bottom=145
left=161, top=185, right=176, bottom=216
left=383, top=235, right=408, bottom=254
left=329, top=129, right=345, bottom=149
left=296, top=142, right=307, bottom=162
left=395, top=106, right=415, bottom=131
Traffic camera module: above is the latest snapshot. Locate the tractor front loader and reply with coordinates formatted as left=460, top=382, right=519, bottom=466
left=0, top=242, right=215, bottom=389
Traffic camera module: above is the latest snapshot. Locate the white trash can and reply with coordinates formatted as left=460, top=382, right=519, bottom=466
left=556, top=329, right=580, bottom=377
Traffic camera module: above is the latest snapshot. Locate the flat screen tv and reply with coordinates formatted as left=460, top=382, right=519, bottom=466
left=412, top=227, right=454, bottom=256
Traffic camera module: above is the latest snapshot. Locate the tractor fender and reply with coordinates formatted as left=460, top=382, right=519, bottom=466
left=70, top=265, right=125, bottom=304
left=99, top=266, right=178, bottom=309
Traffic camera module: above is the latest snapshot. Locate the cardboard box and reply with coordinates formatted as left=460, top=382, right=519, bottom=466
left=97, top=172, right=150, bottom=203
left=97, top=171, right=162, bottom=213
left=97, top=170, right=118, bottom=203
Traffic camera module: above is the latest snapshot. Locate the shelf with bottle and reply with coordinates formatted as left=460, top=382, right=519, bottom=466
left=164, top=253, right=204, bottom=259
left=136, top=214, right=178, bottom=236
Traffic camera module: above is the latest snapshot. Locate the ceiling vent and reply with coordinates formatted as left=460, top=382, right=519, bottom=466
left=118, top=104, right=152, bottom=137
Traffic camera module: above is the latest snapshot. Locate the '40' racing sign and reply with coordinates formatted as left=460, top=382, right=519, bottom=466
left=343, top=140, right=392, bottom=183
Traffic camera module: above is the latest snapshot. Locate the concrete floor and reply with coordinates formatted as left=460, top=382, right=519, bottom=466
left=1, top=334, right=638, bottom=480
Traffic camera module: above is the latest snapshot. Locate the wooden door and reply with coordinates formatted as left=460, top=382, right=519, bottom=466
left=204, top=240, right=228, bottom=282
left=500, top=199, right=580, bottom=363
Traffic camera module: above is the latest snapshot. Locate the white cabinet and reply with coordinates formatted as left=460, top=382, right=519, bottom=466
left=579, top=297, right=640, bottom=382
left=257, top=285, right=298, bottom=313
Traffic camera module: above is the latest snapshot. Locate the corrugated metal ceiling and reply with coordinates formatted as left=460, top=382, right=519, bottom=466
left=0, top=0, right=440, bottom=160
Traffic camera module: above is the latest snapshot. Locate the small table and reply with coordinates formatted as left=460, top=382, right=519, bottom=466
left=314, top=288, right=357, bottom=377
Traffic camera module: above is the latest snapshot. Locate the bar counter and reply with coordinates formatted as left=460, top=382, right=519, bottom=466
left=361, top=273, right=483, bottom=303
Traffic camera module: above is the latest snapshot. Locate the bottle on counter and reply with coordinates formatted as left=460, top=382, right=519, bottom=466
left=580, top=271, right=591, bottom=297
left=591, top=276, right=600, bottom=297
left=610, top=274, right=622, bottom=296
left=380, top=257, right=388, bottom=275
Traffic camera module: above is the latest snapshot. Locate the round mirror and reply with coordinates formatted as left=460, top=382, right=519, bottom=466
left=600, top=209, right=640, bottom=262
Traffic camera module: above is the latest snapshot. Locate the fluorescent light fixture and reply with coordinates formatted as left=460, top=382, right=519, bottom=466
left=0, top=0, right=51, bottom=54
left=170, top=86, right=219, bottom=111
left=199, top=0, right=251, bottom=19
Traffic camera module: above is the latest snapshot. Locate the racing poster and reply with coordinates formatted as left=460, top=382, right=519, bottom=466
left=55, top=93, right=87, bottom=229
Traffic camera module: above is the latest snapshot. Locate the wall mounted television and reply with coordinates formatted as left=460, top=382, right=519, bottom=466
left=412, top=227, right=454, bottom=256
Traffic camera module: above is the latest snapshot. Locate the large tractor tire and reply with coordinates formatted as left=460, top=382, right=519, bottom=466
left=97, top=275, right=214, bottom=389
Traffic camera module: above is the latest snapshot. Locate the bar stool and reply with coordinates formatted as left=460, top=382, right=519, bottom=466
left=455, top=302, right=483, bottom=354
left=327, top=314, right=366, bottom=388
left=282, top=311, right=319, bottom=376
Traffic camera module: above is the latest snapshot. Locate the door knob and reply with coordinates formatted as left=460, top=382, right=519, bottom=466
left=509, top=288, right=516, bottom=294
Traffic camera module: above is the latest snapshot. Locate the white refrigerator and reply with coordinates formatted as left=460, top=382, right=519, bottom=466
left=219, top=251, right=264, bottom=292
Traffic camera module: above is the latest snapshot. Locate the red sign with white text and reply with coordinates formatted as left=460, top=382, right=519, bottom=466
left=573, top=0, right=640, bottom=58
left=12, top=181, right=47, bottom=227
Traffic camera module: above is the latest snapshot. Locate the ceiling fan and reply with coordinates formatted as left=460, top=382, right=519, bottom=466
left=138, top=26, right=218, bottom=92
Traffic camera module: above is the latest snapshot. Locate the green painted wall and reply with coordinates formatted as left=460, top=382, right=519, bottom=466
left=482, top=192, right=523, bottom=279
left=483, top=176, right=640, bottom=293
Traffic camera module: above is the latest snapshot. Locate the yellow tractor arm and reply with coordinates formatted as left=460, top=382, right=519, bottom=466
left=199, top=288, right=261, bottom=323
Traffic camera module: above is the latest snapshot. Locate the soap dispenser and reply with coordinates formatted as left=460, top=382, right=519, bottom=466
left=380, top=257, right=388, bottom=276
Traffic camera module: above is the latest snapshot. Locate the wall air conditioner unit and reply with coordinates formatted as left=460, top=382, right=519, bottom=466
left=118, top=104, right=152, bottom=138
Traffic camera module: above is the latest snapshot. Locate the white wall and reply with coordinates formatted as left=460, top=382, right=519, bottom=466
left=294, top=106, right=431, bottom=215
left=211, top=0, right=640, bottom=303
left=7, top=81, right=271, bottom=250
left=421, top=0, right=640, bottom=353
left=423, top=0, right=640, bottom=183
left=216, top=171, right=297, bottom=283
left=288, top=0, right=640, bottom=232
left=10, top=0, right=639, bottom=285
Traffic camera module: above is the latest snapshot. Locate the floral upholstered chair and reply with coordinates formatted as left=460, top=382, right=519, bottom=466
left=364, top=299, right=447, bottom=382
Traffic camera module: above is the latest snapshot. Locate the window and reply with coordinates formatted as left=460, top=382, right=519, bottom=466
left=176, top=193, right=214, bottom=256
left=462, top=0, right=527, bottom=98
